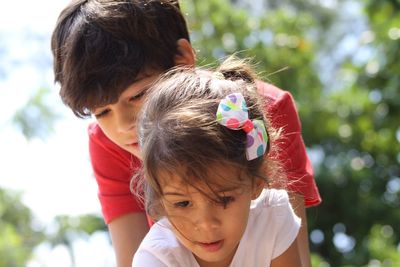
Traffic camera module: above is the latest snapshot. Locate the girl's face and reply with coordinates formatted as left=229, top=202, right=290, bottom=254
left=159, top=166, right=264, bottom=267
left=91, top=72, right=161, bottom=159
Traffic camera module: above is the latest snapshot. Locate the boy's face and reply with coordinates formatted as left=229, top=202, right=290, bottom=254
left=159, top=167, right=264, bottom=266
left=92, top=72, right=162, bottom=159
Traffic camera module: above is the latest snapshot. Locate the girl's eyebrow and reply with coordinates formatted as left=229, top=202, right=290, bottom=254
left=162, top=185, right=241, bottom=196
left=214, top=185, right=241, bottom=193
left=163, top=191, right=186, bottom=196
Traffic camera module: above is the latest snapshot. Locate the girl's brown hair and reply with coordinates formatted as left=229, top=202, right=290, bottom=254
left=134, top=56, right=285, bottom=220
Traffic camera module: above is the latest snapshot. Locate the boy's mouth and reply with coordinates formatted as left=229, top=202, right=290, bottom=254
left=126, top=142, right=140, bottom=152
left=127, top=141, right=139, bottom=147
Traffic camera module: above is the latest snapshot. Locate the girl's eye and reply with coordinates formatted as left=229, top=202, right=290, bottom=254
left=129, top=89, right=147, bottom=102
left=94, top=109, right=110, bottom=119
left=174, top=201, right=191, bottom=208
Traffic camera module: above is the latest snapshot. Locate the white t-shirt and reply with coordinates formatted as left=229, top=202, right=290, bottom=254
left=132, top=189, right=301, bottom=267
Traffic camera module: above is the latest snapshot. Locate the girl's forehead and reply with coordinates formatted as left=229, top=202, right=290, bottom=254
left=158, top=165, right=250, bottom=193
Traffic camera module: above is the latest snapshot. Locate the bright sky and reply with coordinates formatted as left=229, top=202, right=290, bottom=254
left=0, top=1, right=115, bottom=266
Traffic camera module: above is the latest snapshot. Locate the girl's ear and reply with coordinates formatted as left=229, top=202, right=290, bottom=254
left=251, top=178, right=266, bottom=200
left=174, top=38, right=196, bottom=66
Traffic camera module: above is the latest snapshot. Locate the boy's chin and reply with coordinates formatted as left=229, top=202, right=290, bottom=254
left=124, top=143, right=142, bottom=159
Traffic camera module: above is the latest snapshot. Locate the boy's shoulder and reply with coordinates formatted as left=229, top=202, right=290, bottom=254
left=255, top=80, right=299, bottom=122
left=88, top=122, right=108, bottom=143
left=87, top=122, right=140, bottom=172
left=88, top=122, right=126, bottom=153
left=255, top=80, right=287, bottom=100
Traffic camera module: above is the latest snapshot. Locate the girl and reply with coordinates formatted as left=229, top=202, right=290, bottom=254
left=132, top=57, right=301, bottom=266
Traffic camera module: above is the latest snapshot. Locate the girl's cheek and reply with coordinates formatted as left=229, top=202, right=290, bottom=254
left=169, top=214, right=194, bottom=229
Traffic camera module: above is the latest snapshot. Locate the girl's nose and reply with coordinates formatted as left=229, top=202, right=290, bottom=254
left=193, top=204, right=221, bottom=232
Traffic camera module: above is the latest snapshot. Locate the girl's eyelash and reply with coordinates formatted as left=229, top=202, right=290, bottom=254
left=174, top=201, right=191, bottom=208
left=218, top=196, right=235, bottom=207
left=169, top=195, right=235, bottom=209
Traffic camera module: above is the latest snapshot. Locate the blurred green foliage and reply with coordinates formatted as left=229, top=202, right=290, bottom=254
left=46, top=215, right=107, bottom=266
left=0, top=188, right=106, bottom=266
left=12, top=87, right=60, bottom=140
left=0, top=188, right=44, bottom=267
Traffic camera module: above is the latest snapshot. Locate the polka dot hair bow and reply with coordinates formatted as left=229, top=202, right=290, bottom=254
left=216, top=93, right=268, bottom=160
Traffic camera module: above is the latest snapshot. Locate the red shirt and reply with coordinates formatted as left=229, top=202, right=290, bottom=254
left=89, top=81, right=321, bottom=224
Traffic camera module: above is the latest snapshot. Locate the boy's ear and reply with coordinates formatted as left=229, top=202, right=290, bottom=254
left=174, top=38, right=196, bottom=66
left=251, top=178, right=266, bottom=200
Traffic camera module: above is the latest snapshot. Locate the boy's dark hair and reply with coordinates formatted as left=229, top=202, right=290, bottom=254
left=51, top=0, right=190, bottom=118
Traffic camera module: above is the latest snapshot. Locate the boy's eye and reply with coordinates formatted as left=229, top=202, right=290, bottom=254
left=129, top=89, right=147, bottom=102
left=174, top=201, right=191, bottom=208
left=94, top=109, right=110, bottom=119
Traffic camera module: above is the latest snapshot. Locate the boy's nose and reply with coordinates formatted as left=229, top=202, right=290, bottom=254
left=115, top=108, right=136, bottom=133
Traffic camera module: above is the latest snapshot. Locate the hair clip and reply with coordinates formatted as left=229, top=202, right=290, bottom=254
left=216, top=93, right=268, bottom=160
left=212, top=71, right=225, bottom=80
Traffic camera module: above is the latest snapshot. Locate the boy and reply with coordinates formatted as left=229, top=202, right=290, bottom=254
left=51, top=1, right=321, bottom=266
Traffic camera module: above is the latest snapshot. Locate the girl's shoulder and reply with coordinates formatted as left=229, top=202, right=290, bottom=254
left=137, top=219, right=181, bottom=253
left=251, top=188, right=290, bottom=209
left=133, top=219, right=199, bottom=267
left=250, top=189, right=297, bottom=220
left=232, top=189, right=300, bottom=266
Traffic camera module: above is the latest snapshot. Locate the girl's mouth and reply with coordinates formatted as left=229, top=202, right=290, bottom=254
left=197, top=240, right=224, bottom=252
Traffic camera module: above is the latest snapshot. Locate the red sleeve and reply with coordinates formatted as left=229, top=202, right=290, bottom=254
left=88, top=123, right=144, bottom=224
left=257, top=81, right=321, bottom=207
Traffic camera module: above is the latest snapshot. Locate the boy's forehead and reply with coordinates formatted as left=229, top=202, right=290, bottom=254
left=131, top=70, right=161, bottom=85
left=134, top=69, right=162, bottom=81
left=117, top=70, right=162, bottom=96
left=87, top=70, right=160, bottom=112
